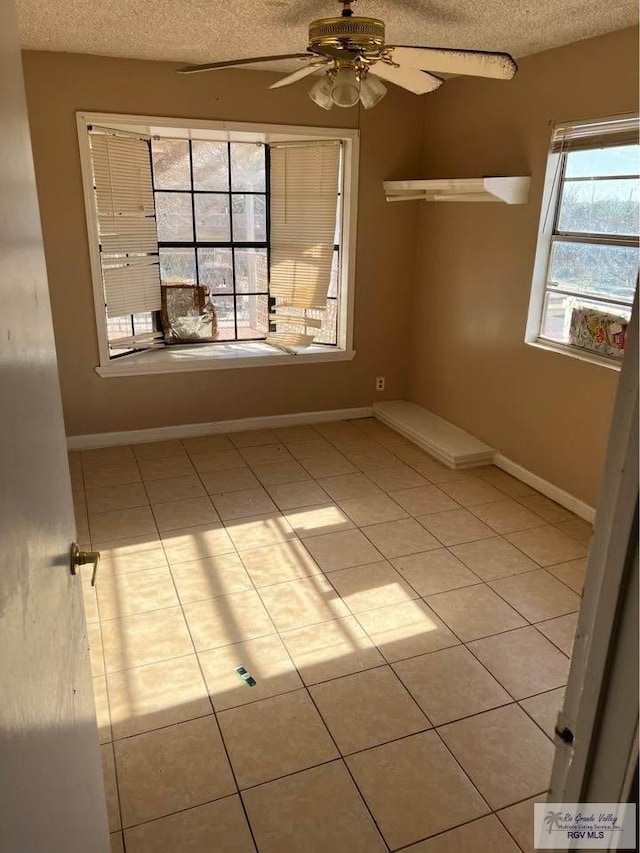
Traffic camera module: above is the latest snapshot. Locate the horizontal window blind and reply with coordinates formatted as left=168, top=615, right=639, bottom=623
left=551, top=114, right=639, bottom=153
left=108, top=331, right=164, bottom=351
left=89, top=131, right=161, bottom=324
left=267, top=141, right=340, bottom=351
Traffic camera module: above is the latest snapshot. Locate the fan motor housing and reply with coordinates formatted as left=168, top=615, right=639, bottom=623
left=308, top=15, right=385, bottom=54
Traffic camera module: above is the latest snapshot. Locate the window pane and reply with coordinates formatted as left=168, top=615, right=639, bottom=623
left=558, top=179, right=639, bottom=236
left=133, top=312, right=154, bottom=335
left=230, top=143, right=265, bottom=191
left=276, top=301, right=338, bottom=346
left=541, top=291, right=631, bottom=355
left=232, top=194, right=266, bottom=241
left=151, top=139, right=191, bottom=190
left=540, top=292, right=569, bottom=343
left=192, top=141, right=229, bottom=191
left=547, top=240, right=638, bottom=303
left=156, top=192, right=193, bottom=241
left=210, top=296, right=236, bottom=340
left=159, top=248, right=196, bottom=284
left=235, top=248, right=268, bottom=293
left=236, top=295, right=268, bottom=339
left=334, top=197, right=342, bottom=245
left=328, top=249, right=339, bottom=298
left=314, top=299, right=338, bottom=345
left=565, top=145, right=640, bottom=178
left=198, top=248, right=233, bottom=294
left=106, top=315, right=134, bottom=355
left=194, top=194, right=231, bottom=241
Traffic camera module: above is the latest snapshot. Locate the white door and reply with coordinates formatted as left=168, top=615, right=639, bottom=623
left=549, top=296, right=638, bottom=809
left=0, top=2, right=110, bottom=851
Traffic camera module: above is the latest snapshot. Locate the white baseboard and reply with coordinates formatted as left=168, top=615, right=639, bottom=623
left=494, top=453, right=596, bottom=524
left=67, top=406, right=374, bottom=450
left=67, top=401, right=596, bottom=525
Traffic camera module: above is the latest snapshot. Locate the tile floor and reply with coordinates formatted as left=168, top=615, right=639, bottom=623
left=70, top=417, right=590, bottom=853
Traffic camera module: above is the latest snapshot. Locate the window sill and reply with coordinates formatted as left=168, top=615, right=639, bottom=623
left=95, top=342, right=356, bottom=377
left=526, top=339, right=622, bottom=372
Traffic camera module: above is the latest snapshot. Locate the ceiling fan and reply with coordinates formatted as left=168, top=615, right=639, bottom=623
left=178, top=0, right=517, bottom=111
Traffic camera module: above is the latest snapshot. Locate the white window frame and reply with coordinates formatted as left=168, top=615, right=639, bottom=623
left=525, top=114, right=638, bottom=371
left=76, top=112, right=359, bottom=377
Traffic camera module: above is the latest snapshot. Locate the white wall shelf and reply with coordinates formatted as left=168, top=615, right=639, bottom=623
left=374, top=400, right=495, bottom=468
left=383, top=176, right=530, bottom=204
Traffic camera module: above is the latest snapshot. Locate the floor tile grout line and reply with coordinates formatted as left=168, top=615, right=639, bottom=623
left=248, top=558, right=371, bottom=666
left=101, top=667, right=569, bottom=749
left=489, top=530, right=588, bottom=585
left=390, top=788, right=545, bottom=853
left=118, top=792, right=257, bottom=840
left=82, top=422, right=581, bottom=851
left=356, top=566, right=572, bottom=715
left=107, top=706, right=215, bottom=746
left=515, top=696, right=559, bottom=744
left=346, top=587, right=526, bottom=649
left=95, top=571, right=571, bottom=704
left=532, top=560, right=589, bottom=598
left=529, top=620, right=576, bottom=658
left=462, top=628, right=570, bottom=704
left=477, top=572, right=581, bottom=632
left=301, top=687, right=392, bottom=852
left=91, top=482, right=577, bottom=596
left=98, top=446, right=171, bottom=841
left=493, top=787, right=551, bottom=853
left=185, top=503, right=485, bottom=846
left=386, top=447, right=586, bottom=529
left=107, top=691, right=549, bottom=841
left=425, top=723, right=494, bottom=827
left=152, top=539, right=263, bottom=853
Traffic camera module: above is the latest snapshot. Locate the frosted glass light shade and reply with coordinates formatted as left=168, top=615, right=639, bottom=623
left=308, top=76, right=334, bottom=110
left=330, top=68, right=360, bottom=108
left=359, top=73, right=388, bottom=109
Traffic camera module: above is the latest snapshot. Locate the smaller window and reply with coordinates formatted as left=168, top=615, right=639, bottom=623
left=527, top=115, right=639, bottom=365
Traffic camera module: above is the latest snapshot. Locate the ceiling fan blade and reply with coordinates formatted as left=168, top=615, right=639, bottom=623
left=177, top=54, right=312, bottom=74
left=387, top=46, right=517, bottom=80
left=369, top=62, right=443, bottom=95
left=308, top=44, right=361, bottom=62
left=270, top=60, right=329, bottom=89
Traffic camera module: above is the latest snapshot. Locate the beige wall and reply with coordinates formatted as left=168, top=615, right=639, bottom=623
left=21, top=51, right=423, bottom=436
left=410, top=27, right=638, bottom=507
left=22, top=31, right=637, bottom=506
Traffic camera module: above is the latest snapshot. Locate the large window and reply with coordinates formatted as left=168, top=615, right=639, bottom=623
left=153, top=139, right=269, bottom=342
left=78, top=113, right=357, bottom=375
left=527, top=115, right=639, bottom=365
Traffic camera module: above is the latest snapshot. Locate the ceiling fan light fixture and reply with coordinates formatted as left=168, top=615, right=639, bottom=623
left=330, top=66, right=360, bottom=108
left=180, top=2, right=518, bottom=109
left=359, top=72, right=387, bottom=109
left=308, top=75, right=334, bottom=110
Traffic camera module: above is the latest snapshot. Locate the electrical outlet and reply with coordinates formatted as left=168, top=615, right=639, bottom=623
left=376, top=376, right=385, bottom=391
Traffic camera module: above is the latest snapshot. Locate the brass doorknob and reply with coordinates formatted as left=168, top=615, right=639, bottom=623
left=70, top=542, right=100, bottom=586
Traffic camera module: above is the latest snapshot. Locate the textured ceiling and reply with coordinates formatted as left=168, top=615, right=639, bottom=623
left=17, top=0, right=637, bottom=71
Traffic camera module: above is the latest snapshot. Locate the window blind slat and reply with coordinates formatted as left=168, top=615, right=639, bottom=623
left=551, top=115, right=639, bottom=153
left=266, top=142, right=340, bottom=351
left=98, top=216, right=158, bottom=255
left=89, top=132, right=161, bottom=328
left=269, top=311, right=323, bottom=329
left=109, top=331, right=163, bottom=350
